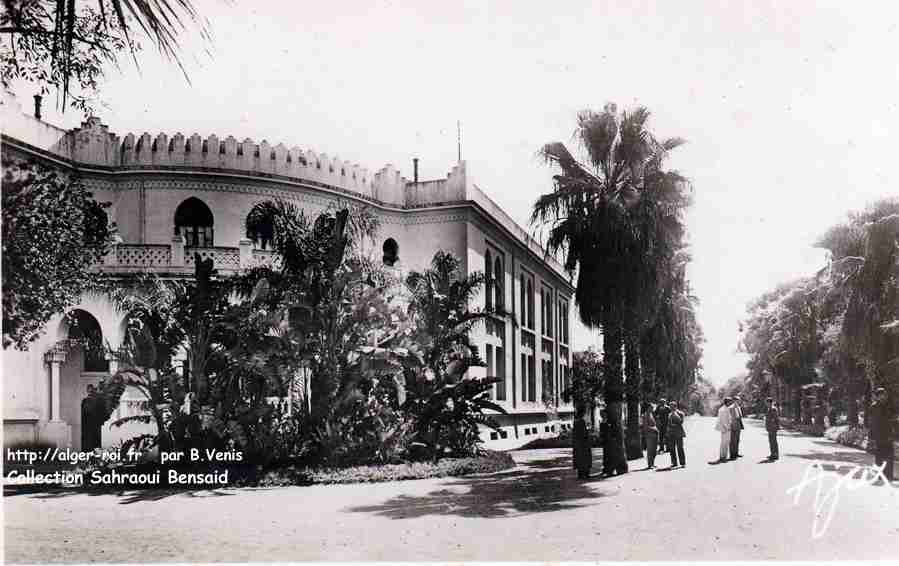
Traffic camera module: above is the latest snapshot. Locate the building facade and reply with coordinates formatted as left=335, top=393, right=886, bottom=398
left=1, top=91, right=575, bottom=451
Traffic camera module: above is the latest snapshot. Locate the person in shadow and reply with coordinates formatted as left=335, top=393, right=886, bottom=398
left=870, top=387, right=894, bottom=481
left=765, top=397, right=780, bottom=461
left=641, top=401, right=659, bottom=469
left=655, top=398, right=670, bottom=453
left=573, top=406, right=593, bottom=479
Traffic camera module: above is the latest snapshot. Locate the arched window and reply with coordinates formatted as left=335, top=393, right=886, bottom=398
left=67, top=309, right=108, bottom=372
left=493, top=256, right=503, bottom=310
left=174, top=197, right=214, bottom=247
left=382, top=238, right=399, bottom=266
left=246, top=208, right=274, bottom=250
left=485, top=250, right=493, bottom=309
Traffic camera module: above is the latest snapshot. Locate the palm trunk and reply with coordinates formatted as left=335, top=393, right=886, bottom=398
left=624, top=325, right=643, bottom=460
left=602, top=319, right=628, bottom=475
left=639, top=332, right=656, bottom=400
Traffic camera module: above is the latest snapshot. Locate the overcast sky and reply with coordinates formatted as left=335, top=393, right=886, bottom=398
left=17, top=1, right=899, bottom=387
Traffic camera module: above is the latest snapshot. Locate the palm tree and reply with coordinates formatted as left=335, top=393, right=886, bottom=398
left=2, top=0, right=210, bottom=110
left=401, top=250, right=506, bottom=460
left=532, top=103, right=690, bottom=473
left=816, top=199, right=899, bottom=424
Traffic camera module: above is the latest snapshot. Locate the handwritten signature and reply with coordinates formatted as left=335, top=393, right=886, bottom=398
left=786, top=461, right=892, bottom=539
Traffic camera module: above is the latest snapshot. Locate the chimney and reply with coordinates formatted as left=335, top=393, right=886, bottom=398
left=33, top=94, right=42, bottom=120
left=413, top=158, right=419, bottom=184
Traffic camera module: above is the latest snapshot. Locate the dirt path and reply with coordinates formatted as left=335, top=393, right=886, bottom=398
left=5, top=416, right=899, bottom=562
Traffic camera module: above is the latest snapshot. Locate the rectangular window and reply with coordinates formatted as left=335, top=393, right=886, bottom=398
left=542, top=359, right=554, bottom=404
left=558, top=299, right=570, bottom=344
left=528, top=355, right=536, bottom=402
left=486, top=344, right=494, bottom=399
left=543, top=287, right=554, bottom=338
left=521, top=353, right=527, bottom=402
left=496, top=346, right=506, bottom=401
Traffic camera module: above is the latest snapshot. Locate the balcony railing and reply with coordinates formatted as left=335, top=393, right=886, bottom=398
left=97, top=238, right=282, bottom=275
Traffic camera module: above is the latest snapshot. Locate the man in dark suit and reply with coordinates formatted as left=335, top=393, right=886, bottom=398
left=666, top=400, right=686, bottom=468
left=729, top=398, right=744, bottom=459
left=655, top=398, right=670, bottom=453
left=765, top=398, right=779, bottom=461
left=870, top=387, right=895, bottom=482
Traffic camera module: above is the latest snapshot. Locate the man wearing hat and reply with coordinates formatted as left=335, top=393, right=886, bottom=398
left=870, top=387, right=894, bottom=481
left=714, top=397, right=733, bottom=463
left=765, top=397, right=780, bottom=460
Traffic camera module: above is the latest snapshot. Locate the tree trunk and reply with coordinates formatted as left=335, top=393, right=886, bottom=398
left=624, top=326, right=643, bottom=460
left=602, top=320, right=628, bottom=475
left=639, top=333, right=657, bottom=400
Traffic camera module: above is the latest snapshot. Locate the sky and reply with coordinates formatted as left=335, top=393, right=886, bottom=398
left=15, top=1, right=899, bottom=387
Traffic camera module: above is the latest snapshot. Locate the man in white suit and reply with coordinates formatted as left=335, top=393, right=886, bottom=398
left=714, top=397, right=733, bottom=463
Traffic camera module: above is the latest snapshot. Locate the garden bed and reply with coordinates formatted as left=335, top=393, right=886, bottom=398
left=256, top=450, right=515, bottom=486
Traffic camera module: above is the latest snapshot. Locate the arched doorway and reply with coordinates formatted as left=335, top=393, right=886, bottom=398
left=174, top=197, right=214, bottom=247
left=59, top=309, right=109, bottom=450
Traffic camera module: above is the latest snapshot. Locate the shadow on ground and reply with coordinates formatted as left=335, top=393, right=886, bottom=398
left=345, top=450, right=614, bottom=520
left=4, top=485, right=237, bottom=504
left=743, top=419, right=806, bottom=437
left=785, top=449, right=875, bottom=467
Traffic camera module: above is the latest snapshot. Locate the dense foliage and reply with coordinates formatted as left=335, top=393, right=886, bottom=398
left=740, top=198, right=899, bottom=427
left=398, top=250, right=506, bottom=460
left=89, top=201, right=505, bottom=472
left=2, top=159, right=110, bottom=349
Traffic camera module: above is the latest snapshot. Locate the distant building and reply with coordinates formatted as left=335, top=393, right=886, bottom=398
left=1, top=91, right=575, bottom=451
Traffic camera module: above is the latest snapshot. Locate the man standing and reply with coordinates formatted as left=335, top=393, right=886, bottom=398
left=572, top=407, right=592, bottom=479
left=729, top=398, right=744, bottom=459
left=667, top=400, right=686, bottom=468
left=870, top=387, right=895, bottom=482
left=765, top=397, right=780, bottom=461
left=714, top=397, right=733, bottom=463
left=656, top=398, right=670, bottom=453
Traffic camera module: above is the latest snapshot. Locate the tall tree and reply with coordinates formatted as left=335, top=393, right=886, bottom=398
left=532, top=103, right=692, bottom=472
left=816, top=199, right=899, bottom=424
left=2, top=159, right=109, bottom=349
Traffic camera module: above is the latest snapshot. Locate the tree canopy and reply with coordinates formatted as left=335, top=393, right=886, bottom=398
left=2, top=159, right=110, bottom=349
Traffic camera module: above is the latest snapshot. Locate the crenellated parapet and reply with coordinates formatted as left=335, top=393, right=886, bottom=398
left=108, top=128, right=377, bottom=200
left=2, top=89, right=522, bottom=223
left=2, top=90, right=394, bottom=202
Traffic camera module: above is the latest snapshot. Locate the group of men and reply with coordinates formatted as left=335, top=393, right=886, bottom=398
left=719, top=390, right=894, bottom=480
left=715, top=396, right=782, bottom=462
left=639, top=398, right=687, bottom=469
left=714, top=396, right=746, bottom=462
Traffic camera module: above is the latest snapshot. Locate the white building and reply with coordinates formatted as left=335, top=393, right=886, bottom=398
left=1, top=91, right=575, bottom=452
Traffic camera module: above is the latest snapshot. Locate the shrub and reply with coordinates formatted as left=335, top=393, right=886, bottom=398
left=825, top=424, right=871, bottom=451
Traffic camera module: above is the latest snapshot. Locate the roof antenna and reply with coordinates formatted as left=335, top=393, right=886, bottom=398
left=457, top=120, right=462, bottom=163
